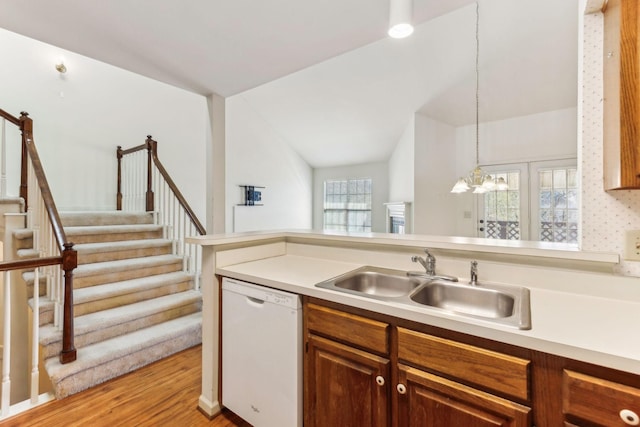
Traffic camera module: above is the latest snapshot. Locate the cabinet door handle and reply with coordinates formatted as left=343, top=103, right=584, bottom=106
left=375, top=376, right=385, bottom=386
left=396, top=384, right=406, bottom=394
left=620, top=409, right=640, bottom=426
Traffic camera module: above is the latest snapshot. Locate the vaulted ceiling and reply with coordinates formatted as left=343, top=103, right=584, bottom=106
left=0, top=0, right=577, bottom=168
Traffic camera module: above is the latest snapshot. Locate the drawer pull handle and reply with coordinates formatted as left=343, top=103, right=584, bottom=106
left=397, top=384, right=407, bottom=394
left=620, top=409, right=640, bottom=426
left=375, top=376, right=385, bottom=386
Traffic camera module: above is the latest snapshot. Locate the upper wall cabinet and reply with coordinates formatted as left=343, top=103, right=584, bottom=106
left=603, top=0, right=640, bottom=190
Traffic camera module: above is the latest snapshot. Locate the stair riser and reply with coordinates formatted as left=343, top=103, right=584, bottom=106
left=26, top=282, right=48, bottom=299
left=60, top=213, right=154, bottom=227
left=28, top=301, right=54, bottom=326
left=78, top=244, right=172, bottom=264
left=47, top=321, right=202, bottom=399
left=74, top=280, right=193, bottom=317
left=13, top=235, right=33, bottom=250
left=68, top=229, right=163, bottom=244
left=41, top=300, right=202, bottom=359
left=74, top=262, right=183, bottom=288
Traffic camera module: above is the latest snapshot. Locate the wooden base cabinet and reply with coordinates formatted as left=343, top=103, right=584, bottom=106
left=303, top=297, right=640, bottom=426
left=397, top=364, right=531, bottom=427
left=305, top=334, right=390, bottom=427
left=304, top=300, right=531, bottom=427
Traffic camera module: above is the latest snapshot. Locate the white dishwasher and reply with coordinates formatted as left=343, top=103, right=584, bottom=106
left=222, top=277, right=302, bottom=427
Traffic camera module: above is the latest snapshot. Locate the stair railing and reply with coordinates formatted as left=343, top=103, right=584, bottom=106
left=0, top=109, right=77, bottom=417
left=117, top=136, right=206, bottom=288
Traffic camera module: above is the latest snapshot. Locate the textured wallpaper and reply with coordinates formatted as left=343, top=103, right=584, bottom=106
left=581, top=9, right=640, bottom=276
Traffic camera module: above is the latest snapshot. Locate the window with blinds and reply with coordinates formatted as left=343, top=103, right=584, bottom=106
left=323, top=178, right=372, bottom=232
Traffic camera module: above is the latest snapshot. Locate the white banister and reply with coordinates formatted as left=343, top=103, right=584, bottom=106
left=2, top=270, right=11, bottom=417
left=120, top=144, right=203, bottom=291
left=30, top=268, right=39, bottom=404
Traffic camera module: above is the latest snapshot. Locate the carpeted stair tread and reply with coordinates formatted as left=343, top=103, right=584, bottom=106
left=39, top=290, right=201, bottom=347
left=64, top=224, right=164, bottom=244
left=72, top=273, right=194, bottom=317
left=12, top=228, right=32, bottom=239
left=17, top=248, right=39, bottom=259
left=74, top=254, right=182, bottom=279
left=73, top=271, right=193, bottom=305
left=44, top=312, right=202, bottom=398
left=65, top=223, right=163, bottom=236
left=73, top=238, right=173, bottom=263
left=59, top=211, right=154, bottom=227
left=74, top=238, right=173, bottom=254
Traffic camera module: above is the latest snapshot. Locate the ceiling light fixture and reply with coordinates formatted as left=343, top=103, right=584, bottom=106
left=55, top=61, right=67, bottom=74
left=451, top=1, right=507, bottom=194
left=388, top=0, right=414, bottom=39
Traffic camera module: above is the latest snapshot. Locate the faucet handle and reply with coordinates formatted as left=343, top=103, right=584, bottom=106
left=470, top=260, right=478, bottom=286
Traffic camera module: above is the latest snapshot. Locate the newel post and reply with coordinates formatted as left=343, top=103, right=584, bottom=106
left=145, top=136, right=155, bottom=212
left=18, top=112, right=31, bottom=210
left=60, top=243, right=77, bottom=364
left=116, top=146, right=123, bottom=210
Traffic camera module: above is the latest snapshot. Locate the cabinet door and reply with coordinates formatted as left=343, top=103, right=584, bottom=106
left=396, top=364, right=531, bottom=427
left=305, top=334, right=390, bottom=427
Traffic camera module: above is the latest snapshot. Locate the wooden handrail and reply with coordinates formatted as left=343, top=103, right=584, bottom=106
left=0, top=108, right=21, bottom=126
left=3, top=109, right=77, bottom=364
left=0, top=256, right=63, bottom=271
left=117, top=136, right=206, bottom=235
left=23, top=130, right=70, bottom=253
left=146, top=136, right=206, bottom=235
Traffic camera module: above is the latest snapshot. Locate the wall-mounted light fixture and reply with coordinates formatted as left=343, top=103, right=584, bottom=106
left=55, top=61, right=67, bottom=74
left=388, top=0, right=414, bottom=38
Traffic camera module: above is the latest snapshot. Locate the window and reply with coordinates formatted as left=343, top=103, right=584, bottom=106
left=531, top=161, right=578, bottom=244
left=482, top=170, right=524, bottom=240
left=323, top=178, right=372, bottom=232
left=477, top=159, right=577, bottom=244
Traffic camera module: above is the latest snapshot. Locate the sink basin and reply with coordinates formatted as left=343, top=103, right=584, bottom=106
left=316, top=267, right=531, bottom=330
left=316, top=268, right=424, bottom=299
left=410, top=282, right=515, bottom=318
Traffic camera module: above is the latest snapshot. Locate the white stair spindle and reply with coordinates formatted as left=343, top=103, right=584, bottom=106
left=30, top=267, right=39, bottom=404
left=2, top=271, right=12, bottom=416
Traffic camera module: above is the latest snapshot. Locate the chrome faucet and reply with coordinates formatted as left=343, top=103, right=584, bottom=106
left=469, top=261, right=478, bottom=286
left=411, top=249, right=436, bottom=275
left=409, top=249, right=458, bottom=282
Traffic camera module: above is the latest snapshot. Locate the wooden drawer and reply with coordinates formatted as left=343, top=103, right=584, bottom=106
left=397, top=327, right=530, bottom=401
left=563, top=369, right=640, bottom=426
left=306, top=303, right=389, bottom=354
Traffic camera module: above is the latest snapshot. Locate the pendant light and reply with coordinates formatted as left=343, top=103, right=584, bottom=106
left=388, top=0, right=414, bottom=38
left=451, top=2, right=505, bottom=194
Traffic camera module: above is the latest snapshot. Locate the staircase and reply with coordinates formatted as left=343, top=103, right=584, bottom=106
left=21, top=211, right=202, bottom=399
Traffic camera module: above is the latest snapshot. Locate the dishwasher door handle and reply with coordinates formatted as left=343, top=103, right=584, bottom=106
left=246, top=296, right=266, bottom=307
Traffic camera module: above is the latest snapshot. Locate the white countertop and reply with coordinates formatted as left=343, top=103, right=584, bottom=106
left=188, top=229, right=619, bottom=266
left=218, top=254, right=640, bottom=375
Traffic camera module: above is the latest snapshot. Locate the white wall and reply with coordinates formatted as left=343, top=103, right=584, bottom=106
left=313, top=162, right=389, bottom=232
left=388, top=117, right=415, bottom=204
left=413, top=114, right=458, bottom=235
left=0, top=28, right=207, bottom=217
left=225, top=96, right=312, bottom=232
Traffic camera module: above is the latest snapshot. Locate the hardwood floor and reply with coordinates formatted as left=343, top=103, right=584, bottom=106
left=1, top=345, right=252, bottom=427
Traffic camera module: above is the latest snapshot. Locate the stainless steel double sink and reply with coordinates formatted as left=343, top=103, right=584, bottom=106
left=315, top=267, right=531, bottom=329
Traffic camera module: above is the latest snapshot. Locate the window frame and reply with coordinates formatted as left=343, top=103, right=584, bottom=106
left=323, top=177, right=373, bottom=232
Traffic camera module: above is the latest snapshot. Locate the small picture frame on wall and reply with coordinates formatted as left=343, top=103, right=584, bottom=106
left=238, top=185, right=265, bottom=206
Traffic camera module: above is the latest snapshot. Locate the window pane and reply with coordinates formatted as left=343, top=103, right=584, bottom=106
left=483, top=169, right=520, bottom=240
left=536, top=166, right=577, bottom=243
left=324, top=178, right=372, bottom=232
left=540, top=170, right=552, bottom=189
left=553, top=169, right=566, bottom=188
